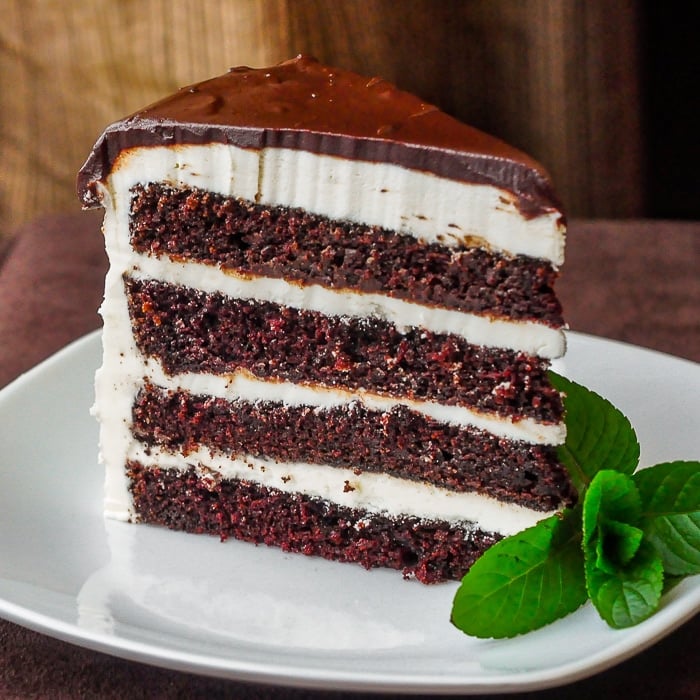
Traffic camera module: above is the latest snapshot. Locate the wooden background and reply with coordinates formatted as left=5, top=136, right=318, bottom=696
left=0, top=0, right=683, bottom=237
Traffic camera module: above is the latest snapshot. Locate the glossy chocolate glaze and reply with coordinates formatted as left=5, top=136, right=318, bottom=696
left=77, top=55, right=562, bottom=216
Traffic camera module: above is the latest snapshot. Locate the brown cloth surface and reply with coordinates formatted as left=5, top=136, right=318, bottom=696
left=0, top=215, right=698, bottom=698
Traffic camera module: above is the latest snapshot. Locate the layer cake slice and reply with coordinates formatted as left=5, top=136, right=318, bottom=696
left=78, top=55, right=574, bottom=583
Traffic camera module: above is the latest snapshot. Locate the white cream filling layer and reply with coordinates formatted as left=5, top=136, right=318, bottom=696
left=106, top=143, right=565, bottom=266
left=133, top=358, right=565, bottom=445
left=124, top=254, right=565, bottom=359
left=127, top=444, right=555, bottom=538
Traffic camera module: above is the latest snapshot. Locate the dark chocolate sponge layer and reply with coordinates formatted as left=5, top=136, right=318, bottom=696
left=125, top=276, right=564, bottom=422
left=132, top=384, right=574, bottom=510
left=127, top=461, right=502, bottom=583
left=129, top=183, right=563, bottom=326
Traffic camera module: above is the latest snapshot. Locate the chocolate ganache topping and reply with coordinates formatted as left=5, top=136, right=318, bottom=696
left=77, top=55, right=561, bottom=217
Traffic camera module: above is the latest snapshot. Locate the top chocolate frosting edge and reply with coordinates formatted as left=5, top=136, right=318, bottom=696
left=77, top=56, right=564, bottom=220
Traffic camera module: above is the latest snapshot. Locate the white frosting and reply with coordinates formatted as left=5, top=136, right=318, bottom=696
left=108, top=143, right=566, bottom=266
left=124, top=444, right=555, bottom=538
left=126, top=255, right=565, bottom=359
left=132, top=358, right=565, bottom=445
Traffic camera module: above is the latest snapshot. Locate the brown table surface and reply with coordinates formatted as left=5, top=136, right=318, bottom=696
left=0, top=214, right=698, bottom=699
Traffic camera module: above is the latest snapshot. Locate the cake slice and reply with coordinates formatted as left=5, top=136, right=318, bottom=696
left=78, top=55, right=574, bottom=583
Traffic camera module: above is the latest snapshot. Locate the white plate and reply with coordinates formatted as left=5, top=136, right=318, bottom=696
left=0, top=331, right=698, bottom=694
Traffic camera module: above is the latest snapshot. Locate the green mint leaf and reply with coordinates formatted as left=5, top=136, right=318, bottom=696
left=594, top=520, right=644, bottom=573
left=582, top=470, right=642, bottom=548
left=634, top=461, right=700, bottom=576
left=584, top=470, right=643, bottom=573
left=644, top=512, right=700, bottom=577
left=582, top=470, right=664, bottom=627
left=549, top=372, right=640, bottom=492
left=450, top=509, right=587, bottom=638
left=585, top=539, right=664, bottom=628
left=633, top=461, right=700, bottom=515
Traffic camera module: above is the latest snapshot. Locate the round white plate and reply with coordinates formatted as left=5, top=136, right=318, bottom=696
left=0, top=331, right=698, bottom=694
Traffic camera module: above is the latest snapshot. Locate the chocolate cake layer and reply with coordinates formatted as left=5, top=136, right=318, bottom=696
left=125, top=276, right=564, bottom=422
left=127, top=461, right=502, bottom=583
left=132, top=385, right=574, bottom=510
left=129, top=183, right=563, bottom=326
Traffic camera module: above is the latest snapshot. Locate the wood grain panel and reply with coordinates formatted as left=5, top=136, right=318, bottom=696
left=0, top=0, right=643, bottom=237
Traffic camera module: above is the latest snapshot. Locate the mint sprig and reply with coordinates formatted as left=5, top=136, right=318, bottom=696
left=450, top=372, right=700, bottom=639
left=451, top=508, right=586, bottom=638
